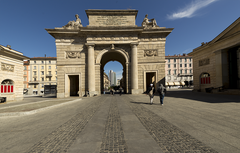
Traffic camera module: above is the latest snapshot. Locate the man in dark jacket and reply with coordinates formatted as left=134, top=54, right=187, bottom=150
left=157, top=84, right=166, bottom=105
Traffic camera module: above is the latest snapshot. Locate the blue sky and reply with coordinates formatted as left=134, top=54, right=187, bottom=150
left=1, top=0, right=240, bottom=80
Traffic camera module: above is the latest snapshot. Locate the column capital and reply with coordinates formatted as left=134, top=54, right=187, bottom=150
left=130, top=42, right=139, bottom=48
left=85, top=43, right=95, bottom=47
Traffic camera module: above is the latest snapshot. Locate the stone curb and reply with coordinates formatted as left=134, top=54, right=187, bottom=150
left=0, top=98, right=82, bottom=117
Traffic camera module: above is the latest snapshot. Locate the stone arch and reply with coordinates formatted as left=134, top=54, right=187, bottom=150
left=96, top=47, right=130, bottom=94
left=96, top=47, right=129, bottom=65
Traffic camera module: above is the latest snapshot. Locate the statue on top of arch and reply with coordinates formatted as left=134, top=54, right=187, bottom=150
left=141, top=14, right=158, bottom=28
left=63, top=14, right=83, bottom=29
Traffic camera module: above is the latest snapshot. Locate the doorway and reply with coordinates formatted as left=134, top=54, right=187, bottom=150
left=69, top=75, right=79, bottom=96
left=146, top=72, right=156, bottom=91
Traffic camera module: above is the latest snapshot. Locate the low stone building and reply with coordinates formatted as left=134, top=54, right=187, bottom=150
left=46, top=9, right=173, bottom=97
left=0, top=45, right=28, bottom=102
left=189, top=17, right=240, bottom=94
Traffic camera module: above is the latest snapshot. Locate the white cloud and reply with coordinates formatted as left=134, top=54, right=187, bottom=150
left=167, top=0, right=218, bottom=20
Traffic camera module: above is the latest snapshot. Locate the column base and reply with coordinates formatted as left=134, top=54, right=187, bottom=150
left=89, top=91, right=99, bottom=97
left=131, top=89, right=143, bottom=94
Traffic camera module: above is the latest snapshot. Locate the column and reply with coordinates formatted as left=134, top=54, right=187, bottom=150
left=86, top=43, right=95, bottom=95
left=131, top=43, right=138, bottom=93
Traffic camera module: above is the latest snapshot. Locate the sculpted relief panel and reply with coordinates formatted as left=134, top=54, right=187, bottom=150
left=1, top=63, right=14, bottom=72
left=65, top=51, right=81, bottom=59
left=144, top=50, right=158, bottom=57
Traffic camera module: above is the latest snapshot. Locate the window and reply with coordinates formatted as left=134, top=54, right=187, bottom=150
left=185, top=64, right=187, bottom=67
left=185, top=58, right=187, bottom=62
left=33, top=71, right=37, bottom=75
left=201, top=73, right=210, bottom=84
left=1, top=79, right=14, bottom=93
left=24, top=71, right=27, bottom=75
left=174, top=70, right=177, bottom=75
left=180, top=59, right=182, bottom=62
left=168, top=70, right=171, bottom=75
left=49, top=66, right=51, bottom=69
left=56, top=66, right=57, bottom=69
left=42, top=84, right=44, bottom=88
left=34, top=85, right=36, bottom=88
left=48, top=71, right=51, bottom=75
left=34, top=78, right=37, bottom=81
left=180, top=64, right=182, bottom=67
left=190, top=69, right=192, bottom=73
left=41, top=66, right=44, bottom=69
left=180, top=70, right=182, bottom=74
left=49, top=61, right=51, bottom=64
left=41, top=71, right=44, bottom=75
left=55, top=71, right=57, bottom=75
left=34, top=61, right=36, bottom=64
left=56, top=77, right=57, bottom=81
left=189, top=64, right=192, bottom=67
left=49, top=77, right=51, bottom=81
left=24, top=77, right=27, bottom=81
left=24, top=66, right=27, bottom=70
left=174, top=64, right=176, bottom=68
left=168, top=59, right=170, bottom=63
left=189, top=58, right=192, bottom=62
left=185, top=70, right=187, bottom=74
left=34, top=66, right=36, bottom=70
left=174, top=59, right=176, bottom=62
left=42, top=77, right=44, bottom=81
left=42, top=61, right=44, bottom=64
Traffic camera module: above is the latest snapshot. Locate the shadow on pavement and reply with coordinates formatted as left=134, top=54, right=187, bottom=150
left=166, top=90, right=240, bottom=103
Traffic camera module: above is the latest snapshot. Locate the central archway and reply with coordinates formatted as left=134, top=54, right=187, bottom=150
left=96, top=48, right=130, bottom=94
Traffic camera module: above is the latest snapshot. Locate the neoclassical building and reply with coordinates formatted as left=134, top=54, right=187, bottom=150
left=0, top=45, right=28, bottom=101
left=189, top=17, right=240, bottom=94
left=46, top=10, right=173, bottom=97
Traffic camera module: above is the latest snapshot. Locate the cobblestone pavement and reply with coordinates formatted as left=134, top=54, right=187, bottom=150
left=3, top=91, right=237, bottom=152
left=26, top=96, right=106, bottom=153
left=100, top=96, right=128, bottom=153
left=122, top=96, right=218, bottom=153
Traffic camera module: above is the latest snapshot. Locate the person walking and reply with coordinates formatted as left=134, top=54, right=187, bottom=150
left=157, top=84, right=166, bottom=105
left=119, top=86, right=123, bottom=96
left=147, top=84, right=155, bottom=105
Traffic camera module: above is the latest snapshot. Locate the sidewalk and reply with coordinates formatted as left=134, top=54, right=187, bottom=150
left=0, top=96, right=82, bottom=117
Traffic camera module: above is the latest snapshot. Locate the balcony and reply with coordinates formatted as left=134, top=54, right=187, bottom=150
left=28, top=80, right=40, bottom=84
left=46, top=74, right=52, bottom=77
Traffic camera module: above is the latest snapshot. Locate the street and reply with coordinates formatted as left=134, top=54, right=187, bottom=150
left=0, top=89, right=240, bottom=153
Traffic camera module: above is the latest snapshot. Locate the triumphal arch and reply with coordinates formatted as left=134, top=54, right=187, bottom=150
left=46, top=10, right=173, bottom=97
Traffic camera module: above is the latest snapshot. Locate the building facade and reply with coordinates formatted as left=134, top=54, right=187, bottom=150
left=23, top=60, right=30, bottom=94
left=46, top=9, right=173, bottom=97
left=165, top=54, right=193, bottom=87
left=109, top=70, right=116, bottom=86
left=103, top=72, right=110, bottom=90
left=189, top=17, right=240, bottom=94
left=0, top=45, right=28, bottom=101
left=28, top=57, right=57, bottom=95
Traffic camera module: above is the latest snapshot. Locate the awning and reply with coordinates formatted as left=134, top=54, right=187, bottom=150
left=174, top=82, right=180, bottom=86
left=180, top=82, right=185, bottom=85
left=168, top=82, right=174, bottom=86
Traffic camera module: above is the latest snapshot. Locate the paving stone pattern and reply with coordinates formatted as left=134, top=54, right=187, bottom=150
left=26, top=97, right=106, bottom=153
left=123, top=96, right=218, bottom=153
left=100, top=96, right=128, bottom=153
